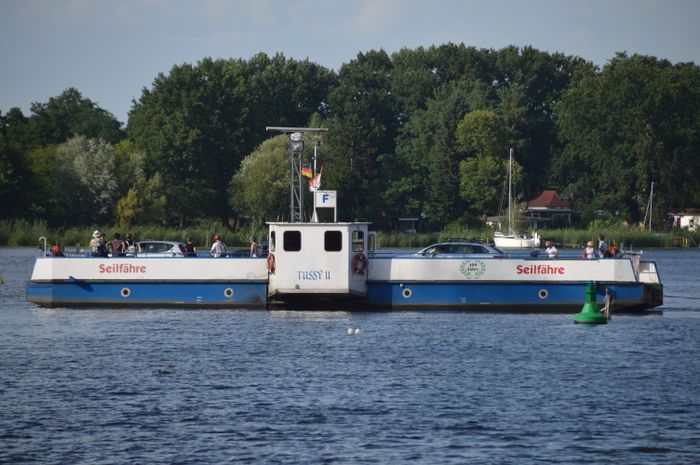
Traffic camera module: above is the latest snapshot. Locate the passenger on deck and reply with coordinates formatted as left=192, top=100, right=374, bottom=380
left=185, top=235, right=197, bottom=257
left=249, top=237, right=259, bottom=257
left=89, top=230, right=101, bottom=253
left=544, top=240, right=558, bottom=258
left=99, top=232, right=108, bottom=256
left=90, top=230, right=108, bottom=257
left=598, top=234, right=611, bottom=258
left=108, top=232, right=126, bottom=257
left=581, top=241, right=600, bottom=259
left=209, top=234, right=227, bottom=257
left=609, top=240, right=619, bottom=257
left=124, top=233, right=138, bottom=256
left=51, top=244, right=64, bottom=257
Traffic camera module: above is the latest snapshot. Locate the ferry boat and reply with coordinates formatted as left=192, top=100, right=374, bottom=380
left=26, top=220, right=663, bottom=313
left=26, top=128, right=663, bottom=313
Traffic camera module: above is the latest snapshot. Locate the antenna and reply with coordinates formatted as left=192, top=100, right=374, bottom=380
left=266, top=127, right=328, bottom=222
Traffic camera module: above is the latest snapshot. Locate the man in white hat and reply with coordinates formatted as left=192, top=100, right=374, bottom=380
left=90, top=230, right=101, bottom=254
left=90, top=230, right=108, bottom=256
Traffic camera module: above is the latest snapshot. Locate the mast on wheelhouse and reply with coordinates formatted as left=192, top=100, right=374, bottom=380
left=266, top=126, right=328, bottom=222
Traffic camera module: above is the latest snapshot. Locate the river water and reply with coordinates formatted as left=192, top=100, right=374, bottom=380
left=1, top=248, right=699, bottom=464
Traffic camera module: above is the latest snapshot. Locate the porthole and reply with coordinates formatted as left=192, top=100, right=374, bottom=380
left=121, top=287, right=131, bottom=298
left=224, top=287, right=234, bottom=298
left=538, top=289, right=549, bottom=300
left=402, top=288, right=413, bottom=299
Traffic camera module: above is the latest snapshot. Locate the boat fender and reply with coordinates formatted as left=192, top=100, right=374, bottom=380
left=267, top=253, right=276, bottom=273
left=352, top=253, right=367, bottom=274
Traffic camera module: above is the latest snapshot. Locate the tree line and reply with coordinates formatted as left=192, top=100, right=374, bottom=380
left=1, top=44, right=698, bottom=233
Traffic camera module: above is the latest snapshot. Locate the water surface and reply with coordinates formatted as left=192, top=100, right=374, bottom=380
left=1, top=248, right=699, bottom=464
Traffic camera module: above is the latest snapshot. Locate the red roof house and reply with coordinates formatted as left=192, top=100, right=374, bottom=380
left=525, top=190, right=572, bottom=229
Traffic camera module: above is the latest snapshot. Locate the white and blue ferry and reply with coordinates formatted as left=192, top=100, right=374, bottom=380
left=26, top=220, right=663, bottom=313
left=26, top=129, right=662, bottom=313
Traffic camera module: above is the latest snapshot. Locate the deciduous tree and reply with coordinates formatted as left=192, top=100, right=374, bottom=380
left=229, top=135, right=289, bottom=225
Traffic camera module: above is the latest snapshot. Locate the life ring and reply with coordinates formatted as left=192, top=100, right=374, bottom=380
left=352, top=253, right=367, bottom=274
left=267, top=253, right=276, bottom=273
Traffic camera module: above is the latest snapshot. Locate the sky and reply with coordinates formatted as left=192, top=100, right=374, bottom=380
left=1, top=0, right=698, bottom=125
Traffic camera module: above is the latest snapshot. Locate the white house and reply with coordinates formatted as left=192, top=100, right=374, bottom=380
left=669, top=209, right=700, bottom=231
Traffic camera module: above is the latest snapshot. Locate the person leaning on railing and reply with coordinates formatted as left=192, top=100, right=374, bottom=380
left=209, top=234, right=227, bottom=257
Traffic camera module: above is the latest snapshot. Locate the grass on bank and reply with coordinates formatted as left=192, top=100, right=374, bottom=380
left=1, top=219, right=698, bottom=249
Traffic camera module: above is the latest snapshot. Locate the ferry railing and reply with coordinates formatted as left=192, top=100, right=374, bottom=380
left=39, top=237, right=47, bottom=255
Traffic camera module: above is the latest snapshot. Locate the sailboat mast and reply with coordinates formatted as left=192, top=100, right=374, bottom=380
left=648, top=181, right=654, bottom=231
left=508, top=148, right=513, bottom=234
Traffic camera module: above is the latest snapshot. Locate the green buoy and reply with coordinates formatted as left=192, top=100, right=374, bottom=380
left=574, top=281, right=608, bottom=324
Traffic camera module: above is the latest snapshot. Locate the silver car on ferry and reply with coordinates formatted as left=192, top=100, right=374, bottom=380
left=414, top=240, right=507, bottom=257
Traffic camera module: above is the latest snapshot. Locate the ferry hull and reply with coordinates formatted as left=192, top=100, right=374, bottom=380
left=26, top=281, right=268, bottom=307
left=366, top=281, right=662, bottom=313
left=362, top=255, right=663, bottom=313
left=26, top=256, right=269, bottom=308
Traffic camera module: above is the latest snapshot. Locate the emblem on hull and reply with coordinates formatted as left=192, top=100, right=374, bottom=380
left=459, top=259, right=486, bottom=279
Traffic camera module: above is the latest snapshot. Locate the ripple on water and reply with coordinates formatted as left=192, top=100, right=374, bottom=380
left=2, top=248, right=700, bottom=464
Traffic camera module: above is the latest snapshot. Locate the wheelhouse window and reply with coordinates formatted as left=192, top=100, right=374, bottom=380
left=324, top=231, right=342, bottom=252
left=352, top=231, right=364, bottom=252
left=368, top=233, right=376, bottom=253
left=283, top=231, right=301, bottom=251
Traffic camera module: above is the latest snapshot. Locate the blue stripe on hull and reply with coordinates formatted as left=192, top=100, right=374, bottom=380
left=26, top=282, right=267, bottom=307
left=367, top=281, right=651, bottom=312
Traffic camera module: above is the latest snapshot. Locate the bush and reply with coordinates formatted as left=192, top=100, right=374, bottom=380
left=0, top=219, right=49, bottom=247
left=2, top=220, right=696, bottom=249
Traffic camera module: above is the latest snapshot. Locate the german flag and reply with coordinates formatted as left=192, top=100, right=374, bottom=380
left=301, top=163, right=313, bottom=178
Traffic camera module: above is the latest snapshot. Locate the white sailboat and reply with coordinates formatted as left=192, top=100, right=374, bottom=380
left=493, top=148, right=541, bottom=249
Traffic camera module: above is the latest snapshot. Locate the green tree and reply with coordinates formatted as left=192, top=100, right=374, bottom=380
left=493, top=46, right=596, bottom=195
left=128, top=58, right=250, bottom=224
left=459, top=154, right=525, bottom=216
left=455, top=109, right=507, bottom=158
left=23, top=144, right=64, bottom=224
left=555, top=53, right=700, bottom=225
left=324, top=50, right=399, bottom=226
left=243, top=53, right=337, bottom=146
left=0, top=112, right=21, bottom=219
left=0, top=109, right=36, bottom=220
left=112, top=139, right=166, bottom=226
left=115, top=173, right=166, bottom=226
left=229, top=135, right=290, bottom=225
left=386, top=80, right=490, bottom=228
left=113, top=139, right=146, bottom=199
left=55, top=136, right=118, bottom=224
left=129, top=54, right=334, bottom=225
left=28, top=88, right=124, bottom=148
left=3, top=107, right=33, bottom=152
